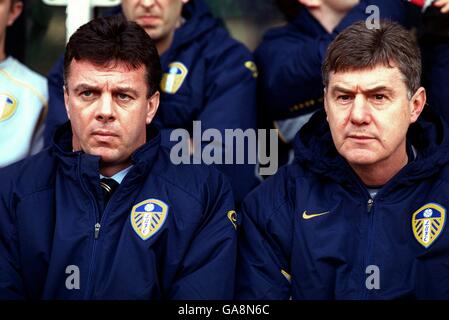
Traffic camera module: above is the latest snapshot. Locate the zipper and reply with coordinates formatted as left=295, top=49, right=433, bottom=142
left=362, top=197, right=375, bottom=299
left=94, top=223, right=101, bottom=240
left=76, top=155, right=101, bottom=299
left=367, top=198, right=374, bottom=213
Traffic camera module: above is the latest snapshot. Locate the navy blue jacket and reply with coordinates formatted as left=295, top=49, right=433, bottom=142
left=0, top=123, right=237, bottom=299
left=237, top=109, right=449, bottom=299
left=254, top=0, right=407, bottom=121
left=44, top=0, right=259, bottom=204
left=422, top=40, right=449, bottom=126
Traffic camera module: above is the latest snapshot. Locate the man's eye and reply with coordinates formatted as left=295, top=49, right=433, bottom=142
left=374, top=94, right=385, bottom=100
left=337, top=95, right=351, bottom=101
left=82, top=91, right=93, bottom=97
left=117, top=93, right=131, bottom=101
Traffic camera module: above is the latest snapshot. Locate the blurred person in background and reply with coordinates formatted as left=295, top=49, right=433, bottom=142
left=0, top=0, right=47, bottom=168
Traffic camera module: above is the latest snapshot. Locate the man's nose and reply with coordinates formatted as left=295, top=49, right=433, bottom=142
left=140, top=0, right=156, bottom=8
left=350, top=95, right=371, bottom=125
left=95, top=94, right=115, bottom=122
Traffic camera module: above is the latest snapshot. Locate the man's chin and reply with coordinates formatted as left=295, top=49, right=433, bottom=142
left=86, top=146, right=120, bottom=161
left=342, top=150, right=380, bottom=166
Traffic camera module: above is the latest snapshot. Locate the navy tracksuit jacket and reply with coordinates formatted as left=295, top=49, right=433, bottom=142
left=237, top=109, right=449, bottom=299
left=0, top=123, right=237, bottom=299
left=44, top=0, right=259, bottom=204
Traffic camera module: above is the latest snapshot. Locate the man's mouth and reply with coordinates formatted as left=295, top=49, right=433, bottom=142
left=347, top=134, right=375, bottom=141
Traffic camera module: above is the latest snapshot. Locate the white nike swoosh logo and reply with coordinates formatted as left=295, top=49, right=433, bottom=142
left=302, top=210, right=330, bottom=220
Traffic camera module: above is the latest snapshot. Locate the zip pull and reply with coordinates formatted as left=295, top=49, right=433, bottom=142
left=367, top=199, right=374, bottom=213
left=94, top=223, right=101, bottom=239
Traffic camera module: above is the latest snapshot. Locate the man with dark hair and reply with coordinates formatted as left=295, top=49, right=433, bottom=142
left=255, top=0, right=407, bottom=166
left=0, top=15, right=237, bottom=300
left=45, top=0, right=260, bottom=204
left=237, top=20, right=449, bottom=299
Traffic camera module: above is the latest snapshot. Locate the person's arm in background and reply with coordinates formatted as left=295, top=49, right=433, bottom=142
left=43, top=55, right=68, bottom=146
left=256, top=0, right=407, bottom=121
left=169, top=171, right=237, bottom=299
left=420, top=0, right=449, bottom=125
left=196, top=35, right=260, bottom=204
left=0, top=167, right=26, bottom=299
left=236, top=169, right=294, bottom=300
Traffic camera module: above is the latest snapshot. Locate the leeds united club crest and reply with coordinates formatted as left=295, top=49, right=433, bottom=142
left=130, top=199, right=169, bottom=241
left=412, top=203, right=446, bottom=248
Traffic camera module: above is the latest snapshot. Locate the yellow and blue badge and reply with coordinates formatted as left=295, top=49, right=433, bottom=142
left=130, top=199, right=169, bottom=241
left=412, top=203, right=446, bottom=248
left=244, top=61, right=258, bottom=78
left=227, top=210, right=237, bottom=230
left=0, top=93, right=17, bottom=122
left=160, top=62, right=188, bottom=94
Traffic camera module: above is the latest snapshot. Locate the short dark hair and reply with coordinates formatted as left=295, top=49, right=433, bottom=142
left=64, top=15, right=162, bottom=97
left=322, top=20, right=421, bottom=96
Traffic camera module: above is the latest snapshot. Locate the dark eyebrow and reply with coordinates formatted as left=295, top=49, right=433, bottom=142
left=71, top=84, right=139, bottom=97
left=363, top=86, right=394, bottom=95
left=330, top=85, right=394, bottom=95
left=330, top=86, right=354, bottom=95
left=72, top=84, right=98, bottom=94
left=113, top=86, right=139, bottom=97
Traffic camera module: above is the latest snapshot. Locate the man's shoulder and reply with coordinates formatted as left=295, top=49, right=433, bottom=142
left=189, top=23, right=253, bottom=61
left=243, top=164, right=300, bottom=218
left=255, top=23, right=311, bottom=56
left=0, top=57, right=48, bottom=101
left=0, top=148, right=56, bottom=196
left=151, top=147, right=233, bottom=203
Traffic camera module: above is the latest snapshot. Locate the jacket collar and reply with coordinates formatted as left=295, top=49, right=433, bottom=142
left=161, top=0, right=218, bottom=65
left=290, top=7, right=328, bottom=38
left=52, top=122, right=162, bottom=184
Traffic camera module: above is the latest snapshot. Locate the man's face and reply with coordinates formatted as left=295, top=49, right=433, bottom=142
left=0, top=0, right=22, bottom=44
left=324, top=64, right=425, bottom=169
left=121, top=0, right=186, bottom=41
left=64, top=60, right=159, bottom=167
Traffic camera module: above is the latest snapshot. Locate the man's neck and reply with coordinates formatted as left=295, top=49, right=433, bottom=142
left=100, top=161, right=133, bottom=178
left=156, top=31, right=175, bottom=55
left=155, top=17, right=185, bottom=55
left=350, top=149, right=409, bottom=187
left=308, top=6, right=347, bottom=33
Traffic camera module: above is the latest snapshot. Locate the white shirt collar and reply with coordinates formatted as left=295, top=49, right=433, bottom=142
left=100, top=165, right=133, bottom=184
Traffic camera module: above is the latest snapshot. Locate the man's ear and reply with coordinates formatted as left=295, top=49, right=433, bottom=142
left=323, top=87, right=330, bottom=122
left=145, top=91, right=160, bottom=124
left=7, top=1, right=23, bottom=27
left=409, top=87, right=426, bottom=124
left=63, top=85, right=71, bottom=120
